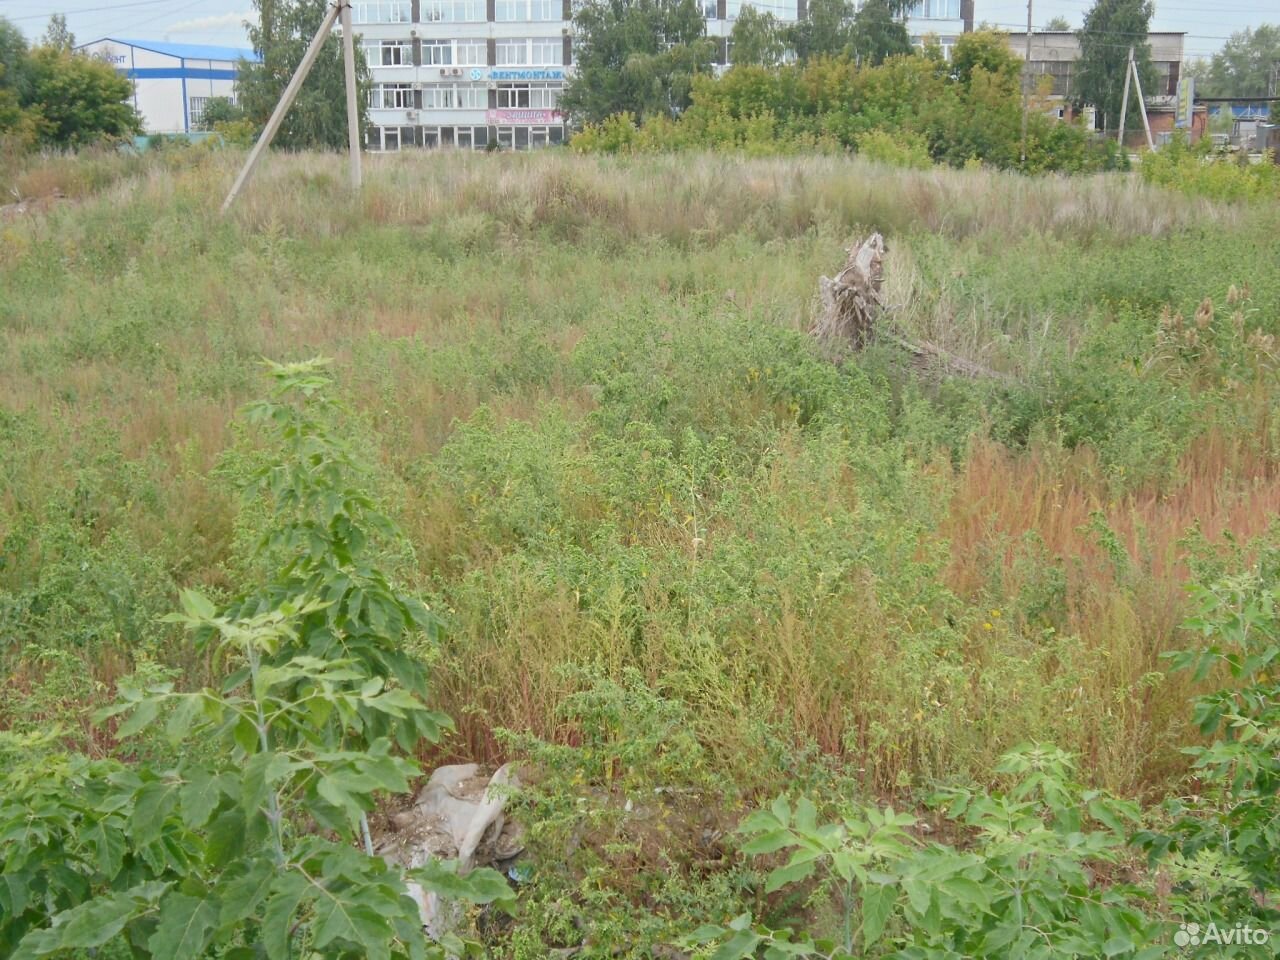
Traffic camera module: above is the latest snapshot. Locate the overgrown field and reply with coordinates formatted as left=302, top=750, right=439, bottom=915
left=2, top=149, right=1279, bottom=956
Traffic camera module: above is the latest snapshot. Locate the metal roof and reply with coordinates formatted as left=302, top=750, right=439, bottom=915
left=81, top=38, right=262, bottom=63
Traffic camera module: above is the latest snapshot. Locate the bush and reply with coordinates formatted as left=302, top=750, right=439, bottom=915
left=1141, top=134, right=1280, bottom=201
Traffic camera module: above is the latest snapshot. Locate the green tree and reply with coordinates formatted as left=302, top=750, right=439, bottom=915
left=561, top=0, right=714, bottom=123
left=41, top=13, right=75, bottom=53
left=1075, top=0, right=1155, bottom=133
left=1197, top=24, right=1280, bottom=97
left=237, top=0, right=368, bottom=150
left=784, top=0, right=856, bottom=61
left=729, top=7, right=787, bottom=67
left=850, top=0, right=912, bottom=66
left=950, top=26, right=1021, bottom=89
left=0, top=17, right=31, bottom=142
left=1044, top=14, right=1071, bottom=30
left=21, top=46, right=140, bottom=147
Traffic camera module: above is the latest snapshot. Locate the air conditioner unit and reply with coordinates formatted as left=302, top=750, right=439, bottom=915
left=410, top=29, right=418, bottom=37
left=439, top=67, right=448, bottom=76
left=407, top=110, right=420, bottom=121
left=451, top=67, right=462, bottom=76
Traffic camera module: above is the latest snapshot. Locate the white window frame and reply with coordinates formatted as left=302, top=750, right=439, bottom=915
left=420, top=0, right=486, bottom=22
left=422, top=84, right=488, bottom=108
left=456, top=40, right=487, bottom=65
left=364, top=39, right=413, bottom=66
left=189, top=96, right=209, bottom=128
left=370, top=83, right=413, bottom=109
left=353, top=1, right=412, bottom=23
left=496, top=38, right=562, bottom=66
left=421, top=39, right=455, bottom=65
left=496, top=0, right=560, bottom=20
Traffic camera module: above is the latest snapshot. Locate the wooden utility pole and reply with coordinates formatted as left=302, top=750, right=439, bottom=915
left=1020, top=0, right=1033, bottom=164
left=221, top=1, right=361, bottom=214
left=1129, top=47, right=1154, bottom=151
left=340, top=0, right=362, bottom=190
left=1116, top=44, right=1133, bottom=147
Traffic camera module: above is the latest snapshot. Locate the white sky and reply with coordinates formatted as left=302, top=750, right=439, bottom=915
left=2, top=0, right=1273, bottom=60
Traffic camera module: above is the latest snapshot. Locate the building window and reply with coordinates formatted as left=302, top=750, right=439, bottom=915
left=421, top=84, right=487, bottom=108
left=703, top=0, right=717, bottom=17
left=369, top=83, right=413, bottom=108
left=495, top=39, right=526, bottom=65
left=456, top=40, right=486, bottom=65
left=908, top=0, right=960, bottom=19
left=353, top=1, right=412, bottom=23
left=189, top=96, right=209, bottom=129
left=364, top=39, right=413, bottom=66
left=422, top=40, right=454, bottom=65
left=495, top=82, right=559, bottom=108
left=420, top=0, right=486, bottom=21
left=725, top=0, right=796, bottom=18
left=495, top=0, right=560, bottom=20
left=495, top=38, right=562, bottom=65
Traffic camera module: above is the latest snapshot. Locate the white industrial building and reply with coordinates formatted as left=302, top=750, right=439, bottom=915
left=356, top=0, right=973, bottom=151
left=76, top=37, right=260, bottom=135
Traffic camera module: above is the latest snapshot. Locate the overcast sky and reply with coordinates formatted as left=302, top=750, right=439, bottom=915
left=3, top=0, right=1273, bottom=60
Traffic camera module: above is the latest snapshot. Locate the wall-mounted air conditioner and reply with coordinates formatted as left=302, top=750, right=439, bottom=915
left=407, top=110, right=420, bottom=121
left=451, top=67, right=462, bottom=76
left=439, top=67, right=448, bottom=76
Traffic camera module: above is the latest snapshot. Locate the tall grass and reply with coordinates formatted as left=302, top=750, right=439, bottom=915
left=2, top=147, right=1278, bottom=801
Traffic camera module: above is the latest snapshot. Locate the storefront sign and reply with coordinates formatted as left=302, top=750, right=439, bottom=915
left=486, top=109, right=563, bottom=124
left=470, top=68, right=566, bottom=82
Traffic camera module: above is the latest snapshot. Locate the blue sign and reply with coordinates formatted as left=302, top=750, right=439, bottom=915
left=471, top=68, right=566, bottom=82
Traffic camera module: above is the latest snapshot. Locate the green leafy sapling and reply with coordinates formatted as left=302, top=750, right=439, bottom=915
left=1, top=360, right=513, bottom=959
left=694, top=745, right=1161, bottom=960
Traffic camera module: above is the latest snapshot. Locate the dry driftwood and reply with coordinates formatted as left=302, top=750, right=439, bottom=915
left=813, top=232, right=886, bottom=351
left=812, top=234, right=1017, bottom=384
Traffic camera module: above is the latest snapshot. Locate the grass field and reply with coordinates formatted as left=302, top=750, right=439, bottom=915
left=2, top=147, right=1279, bottom=955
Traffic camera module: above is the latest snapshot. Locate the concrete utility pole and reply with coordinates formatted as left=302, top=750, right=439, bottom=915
left=1020, top=0, right=1033, bottom=164
left=340, top=0, right=363, bottom=191
left=1129, top=47, right=1154, bottom=151
left=221, top=1, right=362, bottom=214
left=1117, top=44, right=1133, bottom=147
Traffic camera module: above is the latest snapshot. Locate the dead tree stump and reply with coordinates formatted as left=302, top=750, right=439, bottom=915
left=812, top=232, right=886, bottom=352
left=811, top=233, right=1018, bottom=385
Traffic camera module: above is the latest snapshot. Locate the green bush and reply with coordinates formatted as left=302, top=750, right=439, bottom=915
left=1141, top=134, right=1280, bottom=201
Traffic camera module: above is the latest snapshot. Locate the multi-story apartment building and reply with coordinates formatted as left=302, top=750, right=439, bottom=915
left=355, top=0, right=572, bottom=151
left=356, top=0, right=972, bottom=150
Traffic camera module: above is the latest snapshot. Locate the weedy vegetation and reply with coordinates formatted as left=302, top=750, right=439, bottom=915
left=1, top=146, right=1278, bottom=958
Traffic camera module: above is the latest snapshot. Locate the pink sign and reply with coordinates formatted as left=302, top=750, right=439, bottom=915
left=485, top=109, right=563, bottom=125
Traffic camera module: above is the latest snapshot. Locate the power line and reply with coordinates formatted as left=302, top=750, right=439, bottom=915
left=5, top=0, right=193, bottom=23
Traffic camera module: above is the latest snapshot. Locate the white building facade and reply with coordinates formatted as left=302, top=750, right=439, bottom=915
left=76, top=38, right=259, bottom=135
left=355, top=0, right=572, bottom=151
left=356, top=0, right=973, bottom=150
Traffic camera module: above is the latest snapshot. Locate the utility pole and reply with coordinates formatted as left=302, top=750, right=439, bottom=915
left=1020, top=0, right=1033, bottom=165
left=1129, top=47, right=1154, bottom=151
left=221, top=1, right=363, bottom=214
left=1117, top=44, right=1133, bottom=147
left=340, top=0, right=362, bottom=191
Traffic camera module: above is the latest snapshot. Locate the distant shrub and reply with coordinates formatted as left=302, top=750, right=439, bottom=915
left=856, top=129, right=932, bottom=169
left=1141, top=133, right=1280, bottom=201
left=570, top=39, right=1121, bottom=174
